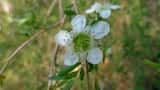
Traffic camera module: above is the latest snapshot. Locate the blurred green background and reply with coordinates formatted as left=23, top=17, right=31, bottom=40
left=0, top=0, right=160, bottom=90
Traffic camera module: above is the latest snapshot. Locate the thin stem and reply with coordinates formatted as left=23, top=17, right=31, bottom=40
left=0, top=30, right=44, bottom=75
left=58, top=0, right=64, bottom=19
left=83, top=60, right=90, bottom=90
left=72, top=0, right=79, bottom=14
left=46, top=0, right=57, bottom=18
left=48, top=44, right=59, bottom=90
left=58, top=0, right=65, bottom=26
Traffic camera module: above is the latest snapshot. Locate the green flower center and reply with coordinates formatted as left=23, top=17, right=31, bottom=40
left=73, top=33, right=91, bottom=52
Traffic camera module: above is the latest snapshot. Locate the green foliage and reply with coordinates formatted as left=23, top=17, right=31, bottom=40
left=144, top=60, right=160, bottom=70
left=49, top=63, right=80, bottom=80
left=61, top=79, right=74, bottom=90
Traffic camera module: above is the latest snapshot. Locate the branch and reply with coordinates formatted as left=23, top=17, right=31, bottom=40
left=72, top=0, right=79, bottom=14
left=0, top=0, right=61, bottom=75
left=47, top=0, right=65, bottom=89
left=58, top=0, right=64, bottom=19
left=58, top=0, right=66, bottom=27
left=46, top=0, right=57, bottom=18
left=0, top=30, right=45, bottom=75
left=82, top=60, right=90, bottom=90
left=47, top=44, right=59, bottom=90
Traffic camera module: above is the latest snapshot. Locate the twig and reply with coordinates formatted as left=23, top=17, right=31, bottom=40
left=48, top=44, right=59, bottom=90
left=0, top=0, right=61, bottom=75
left=46, top=0, right=57, bottom=18
left=82, top=60, right=90, bottom=90
left=47, top=0, right=65, bottom=89
left=58, top=0, right=66, bottom=27
left=72, top=0, right=79, bottom=14
left=58, top=0, right=64, bottom=20
left=0, top=30, right=45, bottom=75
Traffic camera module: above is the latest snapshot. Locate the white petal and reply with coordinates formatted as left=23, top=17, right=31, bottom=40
left=71, top=15, right=86, bottom=33
left=54, top=30, right=72, bottom=46
left=87, top=47, right=103, bottom=64
left=109, top=4, right=120, bottom=10
left=99, top=9, right=111, bottom=19
left=90, top=21, right=110, bottom=39
left=85, top=7, right=95, bottom=14
left=64, top=49, right=79, bottom=66
left=86, top=2, right=101, bottom=14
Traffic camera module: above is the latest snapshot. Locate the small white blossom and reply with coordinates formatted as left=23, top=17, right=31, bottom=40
left=55, top=30, right=72, bottom=46
left=71, top=15, right=86, bottom=33
left=54, top=2, right=119, bottom=65
left=64, top=48, right=79, bottom=66
left=85, top=2, right=101, bottom=14
left=108, top=4, right=120, bottom=10
left=90, top=21, right=110, bottom=39
left=86, top=2, right=120, bottom=19
left=87, top=47, right=103, bottom=64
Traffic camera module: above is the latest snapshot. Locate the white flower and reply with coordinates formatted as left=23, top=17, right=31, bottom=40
left=85, top=2, right=101, bottom=14
left=86, top=2, right=120, bottom=19
left=71, top=15, right=86, bottom=33
left=55, top=14, right=112, bottom=66
left=90, top=21, right=110, bottom=39
left=54, top=30, right=72, bottom=46
left=64, top=48, right=79, bottom=66
left=87, top=47, right=103, bottom=64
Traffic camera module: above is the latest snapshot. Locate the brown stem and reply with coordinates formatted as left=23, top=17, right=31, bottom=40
left=72, top=0, right=79, bottom=14
left=83, top=60, right=90, bottom=90
left=0, top=30, right=44, bottom=75
left=48, top=44, right=59, bottom=90
left=46, top=0, right=57, bottom=18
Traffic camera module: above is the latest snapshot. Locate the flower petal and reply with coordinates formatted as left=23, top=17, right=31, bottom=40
left=55, top=30, right=72, bottom=46
left=87, top=47, right=103, bottom=64
left=90, top=21, right=110, bottom=39
left=85, top=2, right=101, bottom=14
left=109, top=4, right=120, bottom=10
left=64, top=48, right=79, bottom=66
left=71, top=15, right=86, bottom=33
left=99, top=9, right=111, bottom=19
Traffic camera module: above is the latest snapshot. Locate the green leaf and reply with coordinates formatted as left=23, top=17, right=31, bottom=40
left=61, top=79, right=74, bottom=90
left=49, top=72, right=78, bottom=80
left=58, top=63, right=80, bottom=76
left=144, top=59, right=160, bottom=70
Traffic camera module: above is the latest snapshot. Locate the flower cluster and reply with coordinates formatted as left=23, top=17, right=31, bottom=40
left=54, top=2, right=120, bottom=66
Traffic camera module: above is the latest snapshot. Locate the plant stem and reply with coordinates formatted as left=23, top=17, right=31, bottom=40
left=46, top=0, right=57, bottom=17
left=83, top=60, right=90, bottom=90
left=0, top=30, right=44, bottom=75
left=72, top=0, right=79, bottom=14
left=48, top=44, right=59, bottom=90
